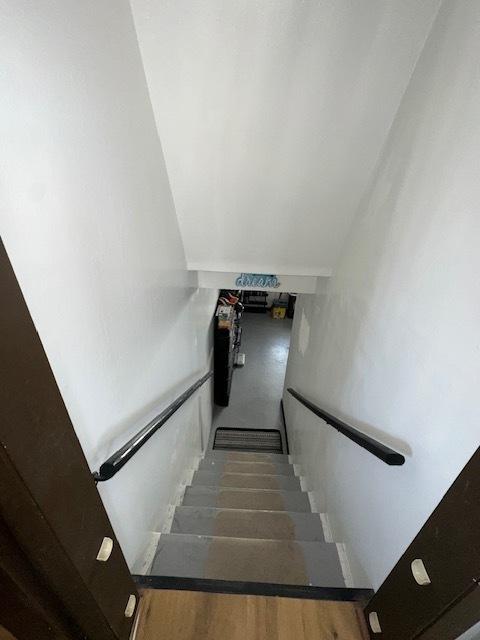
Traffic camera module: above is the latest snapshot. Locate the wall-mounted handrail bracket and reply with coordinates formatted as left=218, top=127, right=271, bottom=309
left=93, top=371, right=213, bottom=482
left=286, top=388, right=405, bottom=466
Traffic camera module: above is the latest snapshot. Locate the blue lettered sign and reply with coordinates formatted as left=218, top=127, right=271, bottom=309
left=235, top=273, right=281, bottom=288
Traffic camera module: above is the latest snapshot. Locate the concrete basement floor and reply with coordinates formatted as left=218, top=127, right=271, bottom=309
left=212, top=311, right=292, bottom=449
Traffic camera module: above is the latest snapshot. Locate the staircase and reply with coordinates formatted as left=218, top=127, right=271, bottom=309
left=150, top=449, right=347, bottom=588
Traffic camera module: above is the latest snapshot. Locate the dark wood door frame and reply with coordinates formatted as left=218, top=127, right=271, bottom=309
left=0, top=238, right=138, bottom=639
left=417, top=581, right=480, bottom=640
left=365, top=447, right=480, bottom=640
left=0, top=514, right=78, bottom=640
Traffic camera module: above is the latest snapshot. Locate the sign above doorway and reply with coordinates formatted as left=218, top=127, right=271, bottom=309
left=193, top=270, right=325, bottom=294
left=235, top=273, right=281, bottom=288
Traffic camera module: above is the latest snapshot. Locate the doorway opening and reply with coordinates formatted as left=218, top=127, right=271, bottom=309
left=211, top=289, right=296, bottom=454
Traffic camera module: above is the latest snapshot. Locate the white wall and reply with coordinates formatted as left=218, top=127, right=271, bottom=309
left=0, top=0, right=218, bottom=571
left=130, top=0, right=440, bottom=277
left=284, top=0, right=480, bottom=590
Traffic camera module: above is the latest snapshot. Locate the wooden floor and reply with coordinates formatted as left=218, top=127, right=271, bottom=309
left=134, top=589, right=369, bottom=640
left=0, top=626, right=16, bottom=640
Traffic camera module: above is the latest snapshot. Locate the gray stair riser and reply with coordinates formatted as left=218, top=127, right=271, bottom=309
left=192, top=471, right=301, bottom=491
left=171, top=506, right=325, bottom=541
left=198, top=459, right=294, bottom=476
left=204, top=451, right=289, bottom=463
left=182, top=486, right=311, bottom=512
left=151, top=534, right=345, bottom=587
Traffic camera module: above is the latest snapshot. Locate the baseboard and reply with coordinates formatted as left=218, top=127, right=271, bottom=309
left=305, top=492, right=316, bottom=514
left=134, top=531, right=161, bottom=575
left=336, top=543, right=355, bottom=589
left=132, top=456, right=200, bottom=574
left=293, top=462, right=303, bottom=477
left=132, top=574, right=374, bottom=603
left=319, top=512, right=334, bottom=542
left=161, top=461, right=198, bottom=534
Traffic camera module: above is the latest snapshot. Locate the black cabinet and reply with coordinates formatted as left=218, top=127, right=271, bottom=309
left=214, top=304, right=241, bottom=406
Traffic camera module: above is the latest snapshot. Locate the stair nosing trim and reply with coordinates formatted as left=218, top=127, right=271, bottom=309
left=174, top=505, right=322, bottom=516
left=133, top=575, right=374, bottom=603
left=202, top=461, right=290, bottom=464
left=159, top=532, right=337, bottom=546
left=185, top=484, right=307, bottom=494
left=181, top=505, right=311, bottom=515
left=204, top=453, right=289, bottom=458
left=195, top=472, right=299, bottom=478
left=199, top=465, right=294, bottom=475
left=201, top=459, right=291, bottom=464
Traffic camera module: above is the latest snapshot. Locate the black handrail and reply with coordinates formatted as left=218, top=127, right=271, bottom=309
left=93, top=371, right=213, bottom=482
left=287, top=388, right=405, bottom=466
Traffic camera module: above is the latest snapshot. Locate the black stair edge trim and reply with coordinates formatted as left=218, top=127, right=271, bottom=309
left=132, top=575, right=374, bottom=604
left=214, top=427, right=283, bottom=433
left=280, top=399, right=290, bottom=455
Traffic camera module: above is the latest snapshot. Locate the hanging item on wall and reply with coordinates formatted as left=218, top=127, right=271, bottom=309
left=235, top=273, right=281, bottom=288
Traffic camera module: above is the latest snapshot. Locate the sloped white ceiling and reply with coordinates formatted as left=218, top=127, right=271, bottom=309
left=130, top=0, right=440, bottom=276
